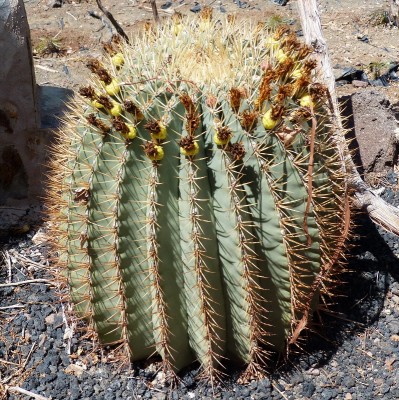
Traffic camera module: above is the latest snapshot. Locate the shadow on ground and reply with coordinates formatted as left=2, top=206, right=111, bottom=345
left=39, top=85, right=74, bottom=129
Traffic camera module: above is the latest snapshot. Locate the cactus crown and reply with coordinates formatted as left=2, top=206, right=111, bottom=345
left=47, top=10, right=351, bottom=384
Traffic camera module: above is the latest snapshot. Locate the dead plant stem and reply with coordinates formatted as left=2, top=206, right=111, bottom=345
left=6, top=386, right=49, bottom=400
left=0, top=279, right=52, bottom=288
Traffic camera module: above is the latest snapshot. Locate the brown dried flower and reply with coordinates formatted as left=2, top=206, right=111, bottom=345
left=229, top=142, right=246, bottom=161
left=123, top=99, right=144, bottom=120
left=179, top=136, right=196, bottom=151
left=74, top=187, right=90, bottom=203
left=230, top=87, right=242, bottom=113
left=78, top=86, right=96, bottom=99
left=270, top=104, right=285, bottom=120
left=86, top=114, right=111, bottom=134
left=239, top=110, right=258, bottom=132
left=97, top=95, right=113, bottom=110
left=112, top=117, right=129, bottom=134
left=144, top=121, right=161, bottom=135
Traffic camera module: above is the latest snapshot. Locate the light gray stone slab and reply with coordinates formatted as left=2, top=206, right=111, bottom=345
left=0, top=0, right=42, bottom=206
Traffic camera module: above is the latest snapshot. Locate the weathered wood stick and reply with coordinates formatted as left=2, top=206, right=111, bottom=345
left=297, top=0, right=399, bottom=236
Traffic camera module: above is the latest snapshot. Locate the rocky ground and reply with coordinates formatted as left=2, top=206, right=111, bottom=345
left=1, top=0, right=399, bottom=399
left=25, top=0, right=399, bottom=99
left=2, top=179, right=399, bottom=400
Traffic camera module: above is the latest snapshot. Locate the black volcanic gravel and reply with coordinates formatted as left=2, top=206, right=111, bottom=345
left=2, top=172, right=399, bottom=399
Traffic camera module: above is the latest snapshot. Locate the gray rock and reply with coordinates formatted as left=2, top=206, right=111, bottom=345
left=0, top=0, right=56, bottom=217
left=302, top=382, right=316, bottom=398
left=352, top=79, right=369, bottom=88
left=341, top=90, right=399, bottom=174
left=388, top=320, right=399, bottom=334
left=47, top=0, right=62, bottom=7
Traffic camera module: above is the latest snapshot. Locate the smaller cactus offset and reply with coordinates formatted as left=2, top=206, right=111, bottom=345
left=47, top=10, right=351, bottom=382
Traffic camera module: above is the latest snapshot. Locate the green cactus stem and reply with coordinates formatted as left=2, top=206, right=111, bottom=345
left=47, top=9, right=351, bottom=382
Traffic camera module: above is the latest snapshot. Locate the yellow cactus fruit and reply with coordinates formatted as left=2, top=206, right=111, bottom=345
left=125, top=125, right=137, bottom=140
left=173, top=22, right=183, bottom=36
left=276, top=49, right=288, bottom=63
left=109, top=101, right=122, bottom=117
left=151, top=124, right=167, bottom=140
left=214, top=133, right=226, bottom=146
left=105, top=79, right=120, bottom=96
left=199, top=20, right=211, bottom=32
left=291, top=67, right=303, bottom=80
left=111, top=53, right=125, bottom=67
left=172, top=12, right=183, bottom=36
left=299, top=94, right=313, bottom=108
left=91, top=100, right=104, bottom=109
left=143, top=141, right=164, bottom=161
left=199, top=6, right=212, bottom=32
left=265, top=37, right=279, bottom=49
left=262, top=109, right=279, bottom=130
left=213, top=125, right=232, bottom=146
left=180, top=141, right=199, bottom=156
left=149, top=145, right=164, bottom=161
left=214, top=133, right=232, bottom=146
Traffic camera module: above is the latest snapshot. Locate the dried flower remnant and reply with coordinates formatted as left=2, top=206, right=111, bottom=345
left=143, top=141, right=164, bottom=161
left=74, top=187, right=90, bottom=203
left=214, top=124, right=232, bottom=146
left=179, top=136, right=200, bottom=156
left=86, top=113, right=111, bottom=134
left=144, top=120, right=167, bottom=140
left=239, top=110, right=258, bottom=133
left=229, top=142, right=246, bottom=161
left=230, top=87, right=243, bottom=113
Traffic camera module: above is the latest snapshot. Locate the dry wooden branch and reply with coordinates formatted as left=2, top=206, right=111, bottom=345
left=95, top=0, right=129, bottom=43
left=150, top=0, right=160, bottom=22
left=11, top=252, right=48, bottom=270
left=6, top=386, right=49, bottom=400
left=2, top=250, right=12, bottom=283
left=0, top=359, right=19, bottom=366
left=0, top=304, right=25, bottom=310
left=297, top=0, right=399, bottom=236
left=0, top=279, right=52, bottom=288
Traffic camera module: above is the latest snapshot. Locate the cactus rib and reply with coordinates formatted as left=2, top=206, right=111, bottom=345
left=178, top=95, right=227, bottom=382
left=202, top=100, right=269, bottom=377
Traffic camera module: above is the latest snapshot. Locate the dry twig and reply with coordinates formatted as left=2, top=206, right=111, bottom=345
left=95, top=0, right=129, bottom=42
left=0, top=279, right=53, bottom=288
left=11, top=252, right=48, bottom=270
left=150, top=0, right=160, bottom=22
left=6, top=386, right=49, bottom=400
left=0, top=304, right=25, bottom=311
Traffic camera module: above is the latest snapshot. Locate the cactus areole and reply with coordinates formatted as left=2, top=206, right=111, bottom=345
left=47, top=12, right=351, bottom=382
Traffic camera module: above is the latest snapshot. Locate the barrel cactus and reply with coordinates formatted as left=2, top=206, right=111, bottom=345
left=47, top=10, right=351, bottom=382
